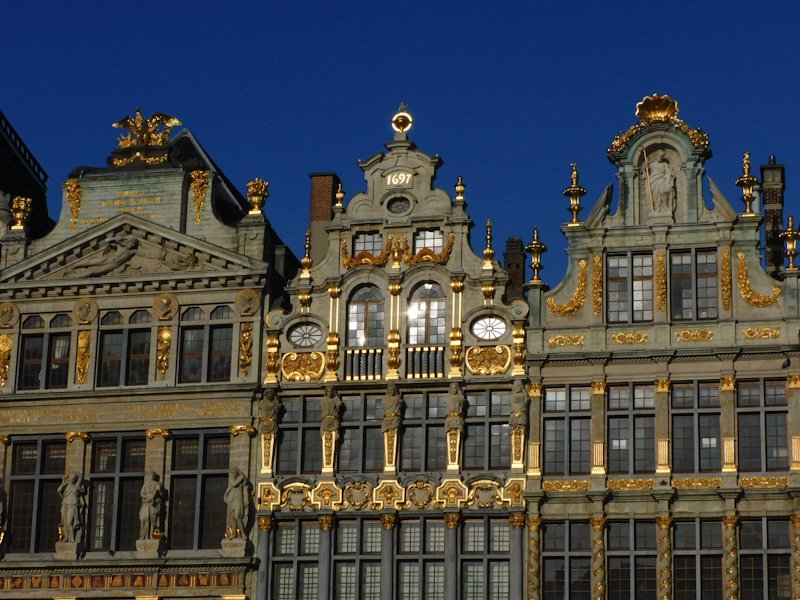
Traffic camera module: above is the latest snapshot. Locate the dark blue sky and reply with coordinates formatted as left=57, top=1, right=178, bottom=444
left=3, top=2, right=799, bottom=282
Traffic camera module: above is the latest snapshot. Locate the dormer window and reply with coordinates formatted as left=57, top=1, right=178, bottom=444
left=353, top=232, right=383, bottom=255
left=414, top=229, right=444, bottom=254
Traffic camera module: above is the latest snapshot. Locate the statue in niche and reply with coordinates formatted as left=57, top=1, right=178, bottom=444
left=509, top=380, right=530, bottom=429
left=224, top=467, right=249, bottom=539
left=642, top=149, right=677, bottom=214
left=381, top=383, right=403, bottom=433
left=445, top=382, right=465, bottom=433
left=258, top=388, right=279, bottom=434
left=320, top=386, right=342, bottom=433
left=58, top=472, right=86, bottom=544
left=139, top=471, right=163, bottom=539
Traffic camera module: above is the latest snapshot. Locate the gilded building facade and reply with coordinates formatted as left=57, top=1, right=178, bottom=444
left=0, top=110, right=298, bottom=599
left=2, top=95, right=800, bottom=600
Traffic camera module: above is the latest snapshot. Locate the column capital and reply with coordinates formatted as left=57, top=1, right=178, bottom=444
left=257, top=516, right=273, bottom=532
left=319, top=514, right=335, bottom=532
left=444, top=512, right=461, bottom=529
left=65, top=432, right=90, bottom=444
left=380, top=513, right=397, bottom=530
left=509, top=513, right=527, bottom=529
left=591, top=381, right=606, bottom=395
left=655, top=378, right=670, bottom=393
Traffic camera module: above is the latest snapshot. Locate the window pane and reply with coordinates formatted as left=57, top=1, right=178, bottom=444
left=47, top=333, right=71, bottom=389
left=671, top=252, right=693, bottom=320
left=179, top=328, right=204, bottom=383
left=36, top=480, right=61, bottom=551
left=127, top=329, right=150, bottom=385
left=89, top=479, right=115, bottom=550
left=8, top=480, right=34, bottom=552
left=169, top=476, right=197, bottom=549
left=98, top=331, right=123, bottom=386
left=208, top=325, right=232, bottom=382
left=118, top=477, right=141, bottom=551
left=204, top=435, right=230, bottom=469
left=199, top=474, right=227, bottom=548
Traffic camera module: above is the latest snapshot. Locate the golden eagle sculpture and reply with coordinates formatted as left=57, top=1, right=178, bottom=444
left=112, top=108, right=182, bottom=148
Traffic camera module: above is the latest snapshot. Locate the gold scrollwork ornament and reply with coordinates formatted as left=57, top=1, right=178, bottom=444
left=281, top=351, right=325, bottom=381
left=547, top=259, right=587, bottom=316
left=464, top=345, right=511, bottom=375
left=0, top=333, right=11, bottom=387
left=737, top=251, right=781, bottom=307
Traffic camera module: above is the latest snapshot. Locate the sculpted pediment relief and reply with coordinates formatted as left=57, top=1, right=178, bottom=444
left=1, top=215, right=264, bottom=285
left=55, top=232, right=203, bottom=279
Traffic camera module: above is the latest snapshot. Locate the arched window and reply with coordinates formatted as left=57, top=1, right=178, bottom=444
left=347, top=285, right=385, bottom=347
left=407, top=283, right=446, bottom=345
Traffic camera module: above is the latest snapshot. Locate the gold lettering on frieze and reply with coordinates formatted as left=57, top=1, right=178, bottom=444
left=547, top=335, right=584, bottom=348
left=675, top=329, right=714, bottom=342
left=742, top=327, right=780, bottom=339
left=542, top=480, right=590, bottom=492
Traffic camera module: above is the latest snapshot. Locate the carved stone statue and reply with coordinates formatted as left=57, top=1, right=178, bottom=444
left=138, top=472, right=163, bottom=540
left=509, top=380, right=530, bottom=429
left=381, top=383, right=403, bottom=432
left=258, top=388, right=279, bottom=434
left=58, top=473, right=85, bottom=544
left=224, top=467, right=249, bottom=539
left=320, top=386, right=342, bottom=433
left=66, top=235, right=139, bottom=277
left=445, top=382, right=465, bottom=433
left=643, top=149, right=677, bottom=213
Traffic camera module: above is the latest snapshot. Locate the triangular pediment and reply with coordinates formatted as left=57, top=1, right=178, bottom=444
left=1, top=213, right=266, bottom=286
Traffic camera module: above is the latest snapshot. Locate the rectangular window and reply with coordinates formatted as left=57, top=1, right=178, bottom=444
left=127, top=329, right=151, bottom=385
left=413, top=229, right=444, bottom=253
left=737, top=380, right=788, bottom=472
left=544, top=386, right=591, bottom=475
left=87, top=436, right=146, bottom=551
left=739, top=518, right=791, bottom=600
left=608, top=384, right=655, bottom=474
left=7, top=439, right=66, bottom=552
left=464, top=390, right=511, bottom=471
left=401, top=392, right=447, bottom=472
left=207, top=325, right=232, bottom=382
left=672, top=382, right=721, bottom=473
left=606, top=520, right=657, bottom=600
left=18, top=334, right=44, bottom=390
left=271, top=520, right=320, bottom=600
left=47, top=332, right=71, bottom=389
left=98, top=331, right=123, bottom=386
left=671, top=249, right=718, bottom=321
left=459, top=518, right=510, bottom=599
left=168, top=432, right=229, bottom=549
left=673, top=519, right=722, bottom=600
left=542, top=521, right=591, bottom=600
left=607, top=254, right=653, bottom=323
left=334, top=520, right=382, bottom=600
left=179, top=327, right=204, bottom=383
left=277, top=396, right=323, bottom=475
left=353, top=232, right=383, bottom=255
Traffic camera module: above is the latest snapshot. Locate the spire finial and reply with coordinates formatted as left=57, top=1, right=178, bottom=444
left=563, top=162, right=587, bottom=226
left=483, top=219, right=494, bottom=269
left=735, top=150, right=759, bottom=217
left=525, top=228, right=547, bottom=283
left=300, top=229, right=313, bottom=277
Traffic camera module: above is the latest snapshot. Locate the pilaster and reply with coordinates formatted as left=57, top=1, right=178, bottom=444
left=590, top=516, right=605, bottom=600
left=590, top=381, right=606, bottom=477
left=526, top=515, right=541, bottom=600
left=444, top=512, right=460, bottom=600
left=656, top=516, right=672, bottom=600
left=380, top=513, right=397, bottom=599
left=655, top=378, right=671, bottom=474
left=317, top=514, right=334, bottom=600
left=509, top=513, right=526, bottom=600
left=722, top=514, right=739, bottom=600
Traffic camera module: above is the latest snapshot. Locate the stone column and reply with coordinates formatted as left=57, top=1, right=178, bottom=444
left=720, top=377, right=737, bottom=477
left=256, top=515, right=273, bottom=600
left=655, top=379, right=671, bottom=474
left=527, top=383, right=542, bottom=477
left=380, top=513, right=397, bottom=599
left=590, top=516, right=605, bottom=600
left=444, top=512, right=460, bottom=600
left=791, top=514, right=800, bottom=600
left=656, top=515, right=672, bottom=600
left=509, top=513, right=526, bottom=600
left=318, top=514, right=334, bottom=600
left=590, top=382, right=606, bottom=477
left=789, top=376, right=800, bottom=474
left=526, top=515, right=541, bottom=600
left=722, top=515, right=739, bottom=600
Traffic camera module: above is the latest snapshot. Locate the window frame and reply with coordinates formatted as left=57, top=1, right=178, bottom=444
left=738, top=517, right=791, bottom=600
left=270, top=518, right=321, bottom=600
left=396, top=516, right=447, bottom=600
left=277, top=394, right=324, bottom=475
left=670, top=382, right=721, bottom=473
left=458, top=516, right=511, bottom=600
left=606, top=252, right=654, bottom=324
left=6, top=436, right=67, bottom=553
left=332, top=518, right=383, bottom=600
left=541, top=520, right=593, bottom=600
left=167, top=430, right=230, bottom=550
left=399, top=390, right=448, bottom=473
left=606, top=520, right=658, bottom=600
left=543, top=385, right=592, bottom=476
left=86, top=434, right=147, bottom=552
left=346, top=285, right=385, bottom=348
left=736, top=379, right=788, bottom=472
left=338, top=393, right=384, bottom=473
left=672, top=519, right=723, bottom=600
left=669, top=248, right=719, bottom=321
left=97, top=310, right=153, bottom=388
left=407, top=283, right=447, bottom=346
left=463, top=389, right=511, bottom=471
left=607, top=383, right=656, bottom=474
left=17, top=314, right=74, bottom=391
left=177, top=306, right=234, bottom=384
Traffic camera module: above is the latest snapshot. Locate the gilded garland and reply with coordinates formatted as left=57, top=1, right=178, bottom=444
left=592, top=254, right=602, bottom=316
left=547, top=259, right=587, bottom=316
left=721, top=248, right=732, bottom=311
left=65, top=178, right=82, bottom=233
left=341, top=237, right=392, bottom=268
left=401, top=232, right=455, bottom=266
left=656, top=251, right=666, bottom=312
left=190, top=170, right=209, bottom=225
left=737, top=251, right=781, bottom=307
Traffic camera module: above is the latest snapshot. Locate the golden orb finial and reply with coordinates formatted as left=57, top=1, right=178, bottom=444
left=455, top=176, right=465, bottom=200
left=781, top=215, right=800, bottom=270
left=335, top=182, right=345, bottom=207
left=391, top=104, right=413, bottom=133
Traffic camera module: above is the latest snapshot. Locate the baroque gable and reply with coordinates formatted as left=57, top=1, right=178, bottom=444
left=0, top=213, right=267, bottom=294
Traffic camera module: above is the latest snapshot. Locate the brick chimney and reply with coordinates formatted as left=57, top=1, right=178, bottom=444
left=308, top=172, right=341, bottom=265
left=503, top=237, right=526, bottom=301
left=309, top=172, right=340, bottom=222
left=761, top=156, right=785, bottom=278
